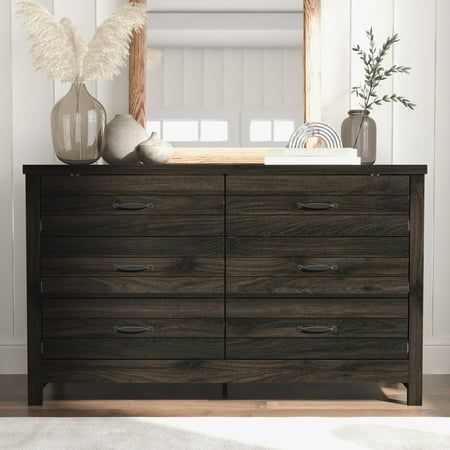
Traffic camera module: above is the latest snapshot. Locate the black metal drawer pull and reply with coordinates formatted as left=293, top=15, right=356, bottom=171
left=297, top=264, right=338, bottom=273
left=297, top=325, right=338, bottom=334
left=113, top=325, right=155, bottom=334
left=112, top=201, right=154, bottom=210
left=297, top=202, right=338, bottom=210
left=113, top=264, right=152, bottom=273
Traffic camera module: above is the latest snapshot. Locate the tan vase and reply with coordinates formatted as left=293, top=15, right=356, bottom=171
left=137, top=132, right=173, bottom=165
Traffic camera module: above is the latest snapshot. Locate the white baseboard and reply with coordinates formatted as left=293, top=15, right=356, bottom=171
left=1, top=344, right=450, bottom=375
left=0, top=345, right=26, bottom=374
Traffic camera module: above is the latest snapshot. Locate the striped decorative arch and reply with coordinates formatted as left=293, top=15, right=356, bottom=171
left=288, top=122, right=342, bottom=148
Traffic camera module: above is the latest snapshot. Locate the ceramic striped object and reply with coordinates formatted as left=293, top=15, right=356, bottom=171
left=288, top=122, right=343, bottom=148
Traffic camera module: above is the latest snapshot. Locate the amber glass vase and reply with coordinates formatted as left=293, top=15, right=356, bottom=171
left=51, top=83, right=106, bottom=165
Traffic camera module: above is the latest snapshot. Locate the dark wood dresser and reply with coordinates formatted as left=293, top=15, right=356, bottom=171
left=23, top=164, right=426, bottom=405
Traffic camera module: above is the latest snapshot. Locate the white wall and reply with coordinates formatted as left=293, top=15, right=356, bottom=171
left=1, top=0, right=449, bottom=374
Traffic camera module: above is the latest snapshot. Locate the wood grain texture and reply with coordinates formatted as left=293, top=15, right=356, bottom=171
left=42, top=277, right=224, bottom=297
left=129, top=0, right=147, bottom=127
left=41, top=360, right=409, bottom=384
left=226, top=318, right=408, bottom=338
left=227, top=196, right=410, bottom=215
left=226, top=277, right=409, bottom=297
left=41, top=237, right=224, bottom=257
left=226, top=258, right=409, bottom=277
left=43, top=338, right=224, bottom=360
left=226, top=338, right=407, bottom=360
left=227, top=175, right=410, bottom=195
left=42, top=257, right=224, bottom=277
left=43, top=319, right=223, bottom=338
left=25, top=174, right=42, bottom=406
left=24, top=165, right=428, bottom=176
left=226, top=298, right=408, bottom=319
left=227, top=237, right=409, bottom=257
left=42, top=215, right=224, bottom=237
left=41, top=175, right=224, bottom=195
left=43, top=298, right=224, bottom=319
left=304, top=0, right=321, bottom=122
left=42, top=196, right=224, bottom=215
left=408, top=175, right=424, bottom=405
left=227, top=215, right=409, bottom=237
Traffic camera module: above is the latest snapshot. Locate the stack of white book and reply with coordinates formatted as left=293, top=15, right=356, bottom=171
left=264, top=148, right=361, bottom=165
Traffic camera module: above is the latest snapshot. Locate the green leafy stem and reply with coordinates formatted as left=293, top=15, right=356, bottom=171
left=351, top=28, right=416, bottom=148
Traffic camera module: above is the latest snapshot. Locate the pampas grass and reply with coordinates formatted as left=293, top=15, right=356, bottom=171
left=16, top=0, right=147, bottom=82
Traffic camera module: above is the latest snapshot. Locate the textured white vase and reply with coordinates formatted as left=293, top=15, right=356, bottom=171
left=103, top=114, right=148, bottom=165
left=137, top=132, right=173, bottom=164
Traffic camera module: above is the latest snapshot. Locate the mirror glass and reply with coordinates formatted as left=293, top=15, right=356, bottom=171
left=146, top=0, right=304, bottom=147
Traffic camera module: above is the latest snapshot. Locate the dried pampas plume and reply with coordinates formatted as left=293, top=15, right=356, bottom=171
left=16, top=0, right=147, bottom=82
left=148, top=49, right=163, bottom=71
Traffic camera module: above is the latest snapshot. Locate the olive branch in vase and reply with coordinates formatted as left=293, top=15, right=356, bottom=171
left=351, top=28, right=416, bottom=148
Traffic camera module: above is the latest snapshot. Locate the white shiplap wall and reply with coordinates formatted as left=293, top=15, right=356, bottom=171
left=1, top=0, right=449, bottom=373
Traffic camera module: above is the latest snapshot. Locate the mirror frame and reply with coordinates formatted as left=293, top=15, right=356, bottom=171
left=128, top=0, right=321, bottom=144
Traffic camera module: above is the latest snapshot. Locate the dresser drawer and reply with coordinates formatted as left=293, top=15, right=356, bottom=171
left=227, top=258, right=409, bottom=277
left=226, top=298, right=408, bottom=318
left=42, top=237, right=224, bottom=257
left=42, top=175, right=224, bottom=195
left=42, top=216, right=223, bottom=237
left=42, top=277, right=224, bottom=297
left=227, top=318, right=408, bottom=338
left=43, top=298, right=224, bottom=319
left=227, top=175, right=409, bottom=195
left=42, top=195, right=224, bottom=215
left=43, top=318, right=223, bottom=338
left=227, top=237, right=409, bottom=257
left=43, top=338, right=224, bottom=360
left=226, top=338, right=407, bottom=359
left=227, top=196, right=409, bottom=215
left=42, top=258, right=224, bottom=276
left=226, top=277, right=409, bottom=297
left=227, top=215, right=409, bottom=237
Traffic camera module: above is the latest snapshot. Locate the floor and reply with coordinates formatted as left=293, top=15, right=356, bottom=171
left=1, top=375, right=449, bottom=417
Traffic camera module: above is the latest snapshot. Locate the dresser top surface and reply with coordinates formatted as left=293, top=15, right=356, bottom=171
left=23, top=164, right=427, bottom=176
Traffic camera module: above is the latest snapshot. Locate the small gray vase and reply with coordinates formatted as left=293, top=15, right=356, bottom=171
left=103, top=114, right=148, bottom=165
left=137, top=132, right=173, bottom=165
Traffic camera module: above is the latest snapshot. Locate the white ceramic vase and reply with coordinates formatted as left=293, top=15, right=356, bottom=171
left=137, top=132, right=173, bottom=165
left=103, top=114, right=148, bottom=165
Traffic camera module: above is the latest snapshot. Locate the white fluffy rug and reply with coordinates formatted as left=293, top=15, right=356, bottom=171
left=1, top=418, right=450, bottom=450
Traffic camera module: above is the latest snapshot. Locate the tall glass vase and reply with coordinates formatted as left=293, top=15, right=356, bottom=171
left=51, top=83, right=106, bottom=165
left=341, top=109, right=377, bottom=165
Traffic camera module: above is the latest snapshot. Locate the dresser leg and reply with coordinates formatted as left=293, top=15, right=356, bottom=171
left=407, top=380, right=422, bottom=406
left=222, top=383, right=228, bottom=399
left=28, top=377, right=43, bottom=406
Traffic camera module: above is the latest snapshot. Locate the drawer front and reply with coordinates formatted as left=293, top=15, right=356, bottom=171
left=42, top=277, right=224, bottom=297
left=227, top=215, right=409, bottom=237
left=227, top=237, right=409, bottom=257
left=43, top=338, right=224, bottom=360
left=226, top=338, right=407, bottom=360
left=226, top=298, right=408, bottom=318
left=42, top=195, right=223, bottom=215
left=42, top=215, right=223, bottom=237
left=42, top=237, right=224, bottom=257
left=226, top=258, right=409, bottom=277
left=227, top=318, right=408, bottom=338
left=227, top=175, right=410, bottom=195
left=42, top=258, right=224, bottom=277
left=42, top=175, right=224, bottom=195
left=227, top=196, right=409, bottom=215
left=43, top=298, right=224, bottom=319
left=43, top=318, right=223, bottom=338
left=226, top=277, right=409, bottom=297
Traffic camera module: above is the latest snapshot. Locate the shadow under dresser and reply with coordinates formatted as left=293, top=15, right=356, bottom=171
left=23, top=164, right=426, bottom=406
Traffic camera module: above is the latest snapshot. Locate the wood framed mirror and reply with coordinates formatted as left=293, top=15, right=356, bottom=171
left=129, top=0, right=321, bottom=162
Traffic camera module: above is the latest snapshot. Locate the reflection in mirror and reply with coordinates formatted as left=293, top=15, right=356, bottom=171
left=146, top=0, right=304, bottom=148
